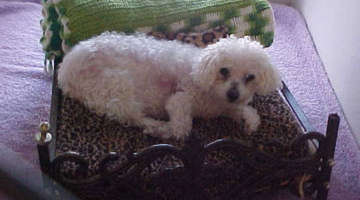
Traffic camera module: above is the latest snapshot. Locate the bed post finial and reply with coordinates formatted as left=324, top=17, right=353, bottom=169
left=317, top=113, right=340, bottom=200
left=37, top=122, right=52, bottom=144
left=35, top=122, right=52, bottom=186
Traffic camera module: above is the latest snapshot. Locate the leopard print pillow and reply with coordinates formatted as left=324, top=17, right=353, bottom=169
left=147, top=26, right=229, bottom=48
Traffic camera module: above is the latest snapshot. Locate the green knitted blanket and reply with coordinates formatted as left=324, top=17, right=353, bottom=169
left=40, top=0, right=274, bottom=64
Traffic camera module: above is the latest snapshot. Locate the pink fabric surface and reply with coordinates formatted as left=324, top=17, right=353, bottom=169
left=0, top=1, right=51, bottom=165
left=0, top=1, right=359, bottom=199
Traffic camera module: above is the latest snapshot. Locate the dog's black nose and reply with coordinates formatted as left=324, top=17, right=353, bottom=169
left=227, top=88, right=239, bottom=102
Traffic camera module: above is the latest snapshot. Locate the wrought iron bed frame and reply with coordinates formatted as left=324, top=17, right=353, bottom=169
left=36, top=56, right=340, bottom=200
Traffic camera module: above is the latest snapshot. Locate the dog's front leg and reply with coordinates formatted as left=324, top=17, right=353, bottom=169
left=162, top=92, right=193, bottom=139
left=227, top=105, right=260, bottom=134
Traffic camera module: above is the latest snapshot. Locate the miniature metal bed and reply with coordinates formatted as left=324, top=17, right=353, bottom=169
left=35, top=56, right=339, bottom=200
left=36, top=0, right=340, bottom=199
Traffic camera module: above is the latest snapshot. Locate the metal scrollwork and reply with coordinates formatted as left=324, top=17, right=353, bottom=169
left=51, top=151, right=89, bottom=185
left=46, top=131, right=332, bottom=200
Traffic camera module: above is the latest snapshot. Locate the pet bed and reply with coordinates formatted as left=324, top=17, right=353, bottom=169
left=36, top=0, right=340, bottom=199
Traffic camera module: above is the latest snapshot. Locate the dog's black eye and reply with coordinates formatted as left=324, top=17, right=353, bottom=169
left=245, top=74, right=255, bottom=83
left=219, top=67, right=230, bottom=77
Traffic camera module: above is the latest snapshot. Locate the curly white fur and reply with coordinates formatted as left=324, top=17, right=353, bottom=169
left=58, top=32, right=282, bottom=139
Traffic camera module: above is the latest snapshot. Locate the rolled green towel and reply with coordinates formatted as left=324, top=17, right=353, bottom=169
left=40, top=0, right=274, bottom=65
left=40, top=0, right=63, bottom=61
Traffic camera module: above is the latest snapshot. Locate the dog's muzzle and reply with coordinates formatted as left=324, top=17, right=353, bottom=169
left=227, top=88, right=239, bottom=103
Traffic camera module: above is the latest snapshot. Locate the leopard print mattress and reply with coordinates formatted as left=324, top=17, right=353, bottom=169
left=56, top=91, right=306, bottom=177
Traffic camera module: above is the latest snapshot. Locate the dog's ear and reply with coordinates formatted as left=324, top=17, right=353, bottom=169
left=256, top=63, right=282, bottom=95
left=193, top=47, right=221, bottom=91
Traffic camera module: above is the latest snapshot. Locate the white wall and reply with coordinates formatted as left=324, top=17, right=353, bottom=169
left=292, top=0, right=360, bottom=142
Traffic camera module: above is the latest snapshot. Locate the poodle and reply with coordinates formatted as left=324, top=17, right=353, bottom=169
left=58, top=32, right=282, bottom=139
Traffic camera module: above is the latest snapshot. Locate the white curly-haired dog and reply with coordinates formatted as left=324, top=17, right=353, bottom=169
left=58, top=32, right=281, bottom=139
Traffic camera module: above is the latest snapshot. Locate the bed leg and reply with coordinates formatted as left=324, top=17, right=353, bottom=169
left=317, top=114, right=340, bottom=200
left=35, top=122, right=52, bottom=189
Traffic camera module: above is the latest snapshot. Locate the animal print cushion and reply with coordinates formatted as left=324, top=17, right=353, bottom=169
left=56, top=90, right=306, bottom=178
left=146, top=25, right=230, bottom=48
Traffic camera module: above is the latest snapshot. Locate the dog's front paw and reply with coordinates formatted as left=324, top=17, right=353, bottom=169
left=240, top=106, right=261, bottom=135
left=244, top=113, right=260, bottom=135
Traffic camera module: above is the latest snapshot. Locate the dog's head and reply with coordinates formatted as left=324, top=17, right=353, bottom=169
left=194, top=36, right=281, bottom=104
